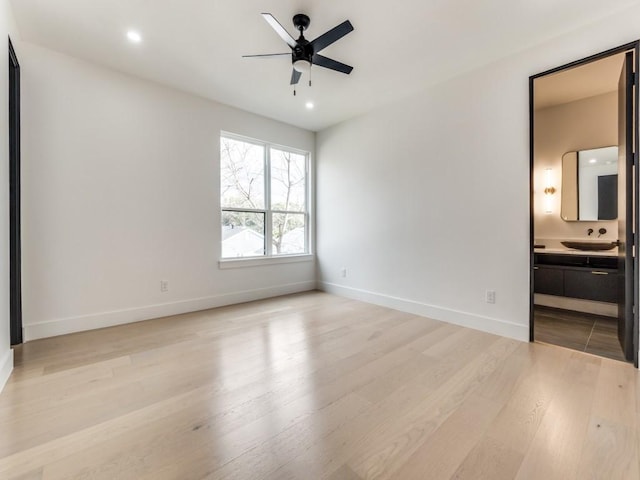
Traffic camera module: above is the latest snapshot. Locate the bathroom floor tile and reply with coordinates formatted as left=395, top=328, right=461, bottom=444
left=534, top=312, right=593, bottom=349
left=585, top=319, right=626, bottom=362
left=533, top=306, right=626, bottom=363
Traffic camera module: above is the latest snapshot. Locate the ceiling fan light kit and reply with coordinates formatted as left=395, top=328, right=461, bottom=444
left=243, top=12, right=354, bottom=95
left=293, top=59, right=311, bottom=74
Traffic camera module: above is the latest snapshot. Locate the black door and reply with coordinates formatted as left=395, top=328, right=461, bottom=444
left=9, top=38, right=22, bottom=345
left=617, top=51, right=634, bottom=362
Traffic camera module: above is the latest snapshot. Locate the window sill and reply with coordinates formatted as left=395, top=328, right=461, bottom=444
left=218, top=254, right=315, bottom=270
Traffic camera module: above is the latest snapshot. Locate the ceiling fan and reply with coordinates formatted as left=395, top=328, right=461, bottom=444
left=243, top=13, right=354, bottom=89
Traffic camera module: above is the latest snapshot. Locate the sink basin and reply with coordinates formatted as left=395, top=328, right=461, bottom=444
left=561, top=241, right=617, bottom=251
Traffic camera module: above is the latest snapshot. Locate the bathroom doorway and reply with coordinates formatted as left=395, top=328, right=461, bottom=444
left=529, top=42, right=639, bottom=365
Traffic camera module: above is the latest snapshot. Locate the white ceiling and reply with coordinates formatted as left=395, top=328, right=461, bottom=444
left=10, top=0, right=640, bottom=131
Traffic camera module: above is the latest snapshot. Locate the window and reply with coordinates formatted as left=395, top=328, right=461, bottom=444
left=220, top=134, right=309, bottom=259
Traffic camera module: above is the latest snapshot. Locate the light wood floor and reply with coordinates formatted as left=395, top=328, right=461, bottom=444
left=0, top=291, right=638, bottom=479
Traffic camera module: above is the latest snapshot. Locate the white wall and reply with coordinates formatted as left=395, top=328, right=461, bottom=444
left=316, top=7, right=640, bottom=342
left=19, top=42, right=316, bottom=341
left=0, top=0, right=19, bottom=392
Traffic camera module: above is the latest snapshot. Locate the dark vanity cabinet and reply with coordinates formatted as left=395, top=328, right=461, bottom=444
left=533, top=253, right=619, bottom=303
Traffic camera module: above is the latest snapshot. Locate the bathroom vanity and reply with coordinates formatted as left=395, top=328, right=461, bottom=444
left=534, top=250, right=619, bottom=303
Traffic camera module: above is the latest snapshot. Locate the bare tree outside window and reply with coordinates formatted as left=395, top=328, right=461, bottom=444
left=220, top=138, right=265, bottom=255
left=220, top=135, right=308, bottom=258
left=221, top=137, right=265, bottom=209
left=271, top=148, right=306, bottom=254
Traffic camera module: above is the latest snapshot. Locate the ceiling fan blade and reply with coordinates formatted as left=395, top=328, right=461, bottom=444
left=310, top=20, right=354, bottom=53
left=312, top=54, right=353, bottom=74
left=290, top=69, right=302, bottom=85
left=242, top=53, right=290, bottom=58
left=261, top=13, right=297, bottom=49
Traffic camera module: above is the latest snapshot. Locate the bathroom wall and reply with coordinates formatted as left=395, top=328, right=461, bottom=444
left=533, top=91, right=618, bottom=243
left=534, top=91, right=619, bottom=316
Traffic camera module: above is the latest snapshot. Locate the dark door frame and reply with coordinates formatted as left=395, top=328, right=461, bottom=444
left=9, top=36, right=22, bottom=345
left=528, top=41, right=640, bottom=367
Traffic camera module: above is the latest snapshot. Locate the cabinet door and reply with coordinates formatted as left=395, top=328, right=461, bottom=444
left=534, top=267, right=564, bottom=296
left=564, top=270, right=618, bottom=303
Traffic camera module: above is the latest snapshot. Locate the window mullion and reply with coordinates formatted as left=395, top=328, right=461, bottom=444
left=222, top=207, right=266, bottom=214
left=264, top=146, right=272, bottom=256
left=271, top=209, right=305, bottom=214
left=305, top=152, right=310, bottom=254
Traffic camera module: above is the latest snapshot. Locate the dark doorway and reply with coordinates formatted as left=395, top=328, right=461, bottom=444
left=529, top=42, right=640, bottom=367
left=9, top=37, right=22, bottom=345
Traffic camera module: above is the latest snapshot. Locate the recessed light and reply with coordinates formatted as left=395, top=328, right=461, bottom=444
left=305, top=101, right=314, bottom=109
left=127, top=30, right=142, bottom=43
left=589, top=158, right=597, bottom=164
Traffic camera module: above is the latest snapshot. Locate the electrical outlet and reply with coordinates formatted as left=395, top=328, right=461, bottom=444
left=485, top=290, right=496, bottom=304
left=340, top=267, right=347, bottom=278
left=160, top=280, right=169, bottom=293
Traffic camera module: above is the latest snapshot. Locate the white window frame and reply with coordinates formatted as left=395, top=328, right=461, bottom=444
left=219, top=132, right=313, bottom=268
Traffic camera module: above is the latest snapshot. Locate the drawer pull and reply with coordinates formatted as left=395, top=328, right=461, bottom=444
left=591, top=271, right=609, bottom=275
left=533, top=266, right=539, bottom=270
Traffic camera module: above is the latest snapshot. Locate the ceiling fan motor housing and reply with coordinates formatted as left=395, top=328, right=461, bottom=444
left=292, top=40, right=313, bottom=66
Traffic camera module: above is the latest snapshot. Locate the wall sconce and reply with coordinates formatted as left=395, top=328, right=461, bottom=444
left=544, top=168, right=556, bottom=195
left=544, top=168, right=555, bottom=214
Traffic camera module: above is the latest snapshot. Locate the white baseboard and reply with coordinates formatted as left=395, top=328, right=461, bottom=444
left=24, top=280, right=317, bottom=341
left=0, top=349, right=13, bottom=394
left=319, top=282, right=529, bottom=342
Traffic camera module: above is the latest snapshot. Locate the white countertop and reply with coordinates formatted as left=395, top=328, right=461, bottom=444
left=534, top=247, right=618, bottom=257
